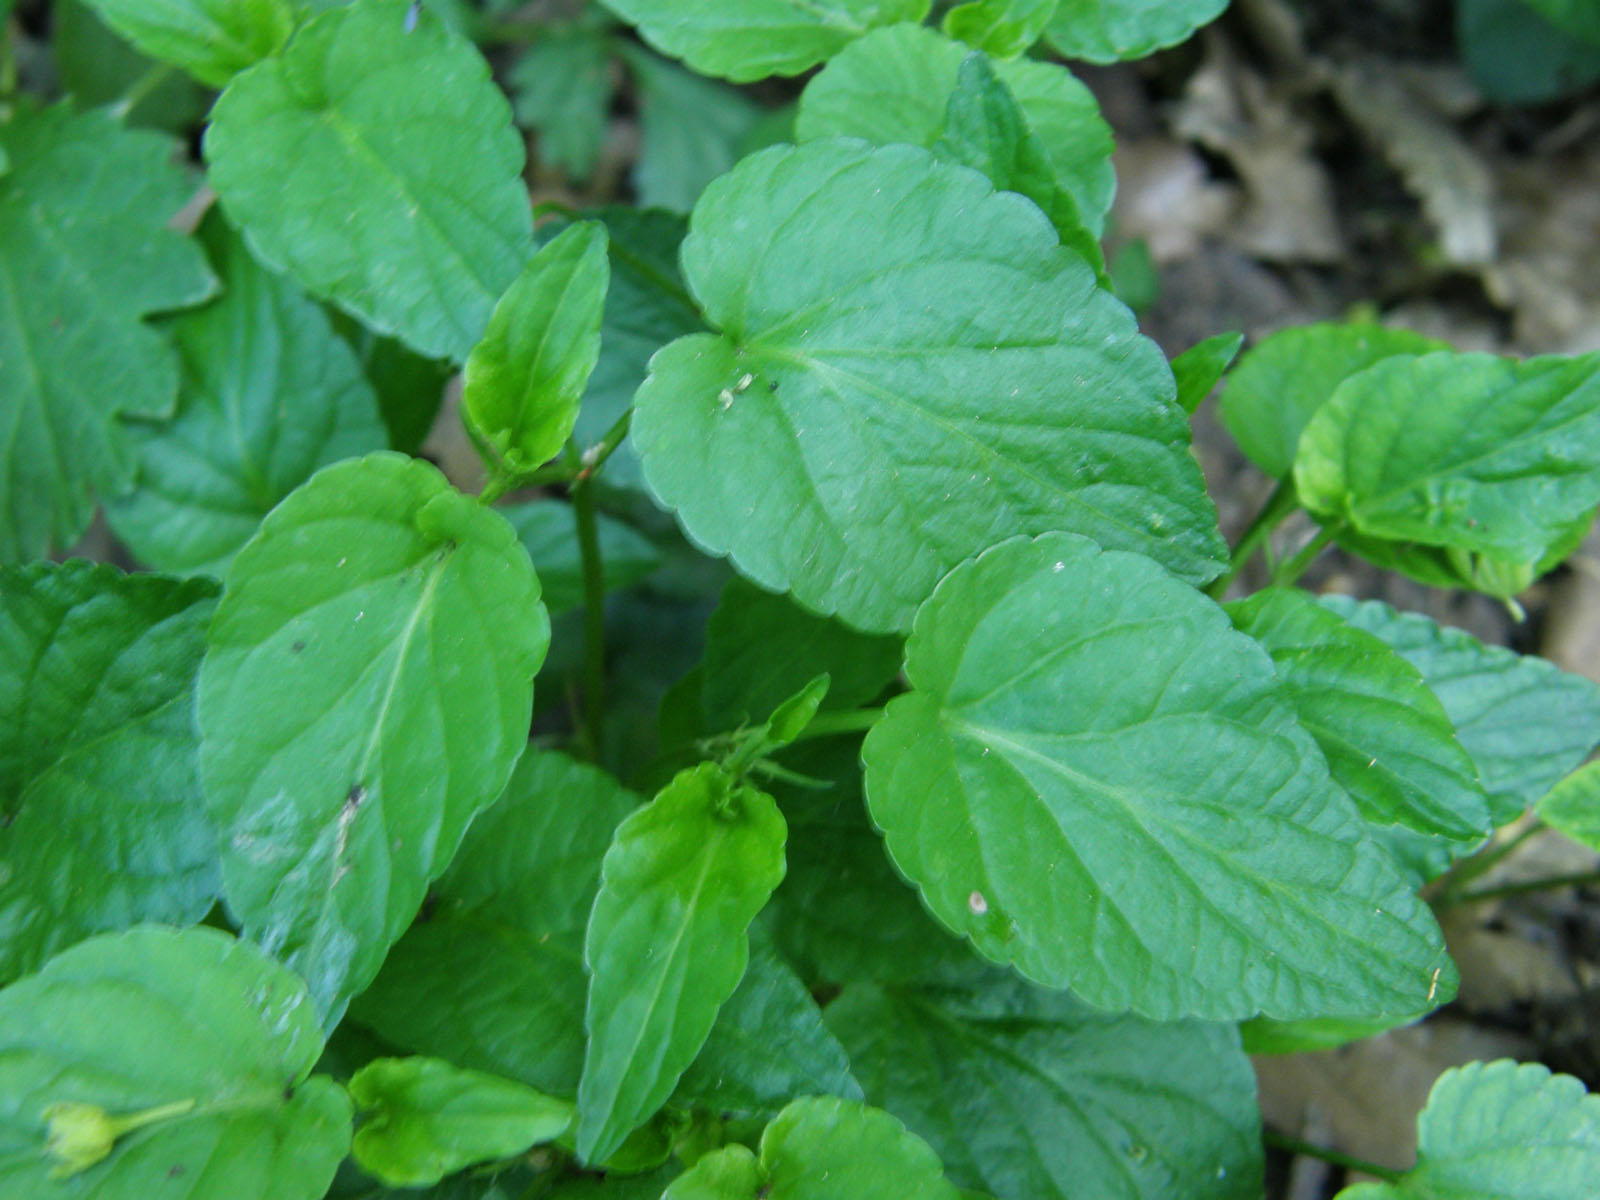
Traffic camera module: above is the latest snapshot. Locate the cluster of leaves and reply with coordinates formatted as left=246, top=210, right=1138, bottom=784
left=3, top=0, right=1600, bottom=1197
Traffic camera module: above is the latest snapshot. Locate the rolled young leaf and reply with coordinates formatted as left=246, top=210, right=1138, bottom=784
left=0, top=927, right=350, bottom=1198
left=199, top=452, right=549, bottom=1022
left=462, top=222, right=610, bottom=477
left=863, top=532, right=1454, bottom=1021
left=0, top=563, right=218, bottom=982
left=577, top=763, right=787, bottom=1163
left=1171, top=330, right=1243, bottom=415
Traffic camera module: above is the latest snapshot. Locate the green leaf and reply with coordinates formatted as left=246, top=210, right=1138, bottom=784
left=1523, top=0, right=1600, bottom=42
left=349, top=1057, right=573, bottom=1187
left=578, top=763, right=787, bottom=1164
left=544, top=1167, right=682, bottom=1199
left=0, top=927, right=350, bottom=1197
left=463, top=222, right=610, bottom=476
left=675, top=927, right=862, bottom=1118
left=1324, top=595, right=1600, bottom=824
left=1328, top=515, right=1594, bottom=600
left=0, top=563, right=218, bottom=982
left=510, top=25, right=613, bottom=178
left=1172, top=331, right=1243, bottom=415
left=665, top=1096, right=959, bottom=1200
left=620, top=45, right=764, bottom=212
left=352, top=752, right=639, bottom=1097
left=1227, top=587, right=1490, bottom=882
left=198, top=452, right=549, bottom=1021
left=931, top=51, right=1107, bottom=279
left=633, top=140, right=1223, bottom=634
left=0, top=103, right=216, bottom=562
left=502, top=499, right=660, bottom=616
left=1044, top=0, right=1230, bottom=62
left=1458, top=0, right=1600, bottom=105
left=1334, top=1060, right=1600, bottom=1200
left=106, top=215, right=389, bottom=576
left=1296, top=351, right=1600, bottom=564
left=825, top=983, right=1263, bottom=1199
left=1538, top=759, right=1600, bottom=851
left=205, top=0, right=533, bottom=361
left=80, top=0, right=294, bottom=86
left=942, top=0, right=1060, bottom=58
left=701, top=578, right=902, bottom=731
left=1218, top=323, right=1447, bottom=480
left=564, top=207, right=703, bottom=491
left=594, top=0, right=932, bottom=82
left=863, top=533, right=1454, bottom=1021
left=797, top=23, right=1114, bottom=235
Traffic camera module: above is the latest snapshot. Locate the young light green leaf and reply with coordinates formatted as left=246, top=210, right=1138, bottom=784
left=199, top=452, right=549, bottom=1021
left=352, top=753, right=639, bottom=1097
left=1044, top=0, right=1229, bottom=62
left=825, top=983, right=1262, bottom=1199
left=578, top=763, right=787, bottom=1164
left=863, top=533, right=1454, bottom=1021
left=1538, top=759, right=1600, bottom=851
left=205, top=0, right=533, bottom=361
left=107, top=215, right=389, bottom=576
left=0, top=563, right=218, bottom=982
left=701, top=578, right=902, bottom=731
left=675, top=927, right=862, bottom=1118
left=797, top=23, right=1114, bottom=234
left=0, top=104, right=215, bottom=562
left=666, top=1097, right=959, bottom=1200
left=510, top=24, right=613, bottom=178
left=620, top=44, right=763, bottom=212
left=1335, top=1060, right=1600, bottom=1200
left=1227, top=587, right=1490, bottom=882
left=349, top=1057, right=573, bottom=1187
left=80, top=0, right=294, bottom=86
left=1295, top=351, right=1600, bottom=564
left=1172, top=330, right=1243, bottom=415
left=633, top=140, right=1224, bottom=634
left=0, top=927, right=350, bottom=1198
left=502, top=499, right=660, bottom=616
left=943, top=0, right=1060, bottom=58
left=463, top=222, right=610, bottom=476
left=1329, top=514, right=1593, bottom=600
left=1324, top=595, right=1600, bottom=823
left=932, top=51, right=1107, bottom=279
left=1218, top=323, right=1447, bottom=480
left=595, top=0, right=932, bottom=82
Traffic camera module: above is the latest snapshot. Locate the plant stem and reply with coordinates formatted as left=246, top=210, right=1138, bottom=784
left=1270, top=522, right=1340, bottom=588
left=1206, top=479, right=1300, bottom=600
left=578, top=409, right=633, bottom=480
left=1434, top=867, right=1600, bottom=908
left=1425, top=819, right=1545, bottom=903
left=572, top=474, right=607, bottom=760
left=111, top=64, right=173, bottom=120
left=791, top=707, right=884, bottom=743
left=1263, top=1130, right=1405, bottom=1183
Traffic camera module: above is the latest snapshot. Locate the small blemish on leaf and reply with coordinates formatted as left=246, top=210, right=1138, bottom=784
left=968, top=890, right=988, bottom=916
left=291, top=641, right=305, bottom=653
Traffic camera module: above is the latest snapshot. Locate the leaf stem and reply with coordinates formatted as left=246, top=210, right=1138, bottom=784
left=1206, top=479, right=1300, bottom=600
left=1424, top=818, right=1544, bottom=903
left=572, top=473, right=607, bottom=760
left=790, top=707, right=885, bottom=743
left=110, top=64, right=173, bottom=120
left=578, top=409, right=633, bottom=481
left=1270, top=522, right=1340, bottom=588
left=1263, top=1129, right=1405, bottom=1183
left=1433, top=867, right=1600, bottom=908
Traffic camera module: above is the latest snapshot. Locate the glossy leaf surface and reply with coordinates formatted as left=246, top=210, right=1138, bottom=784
left=463, top=222, right=609, bottom=476
left=1228, top=588, right=1490, bottom=880
left=107, top=216, right=388, bottom=576
left=199, top=453, right=548, bottom=1020
left=0, top=927, right=349, bottom=1198
left=825, top=983, right=1262, bottom=1199
left=596, top=0, right=931, bottom=81
left=0, top=104, right=215, bottom=561
left=577, top=764, right=786, bottom=1163
left=349, top=1057, right=572, bottom=1187
left=1324, top=596, right=1600, bottom=823
left=863, top=533, right=1453, bottom=1020
left=0, top=564, right=218, bottom=981
left=1336, top=1061, right=1600, bottom=1200
left=1044, top=0, right=1229, bottom=62
left=205, top=0, right=533, bottom=360
left=80, top=0, right=294, bottom=85
left=633, top=140, right=1223, bottom=633
left=797, top=23, right=1114, bottom=234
